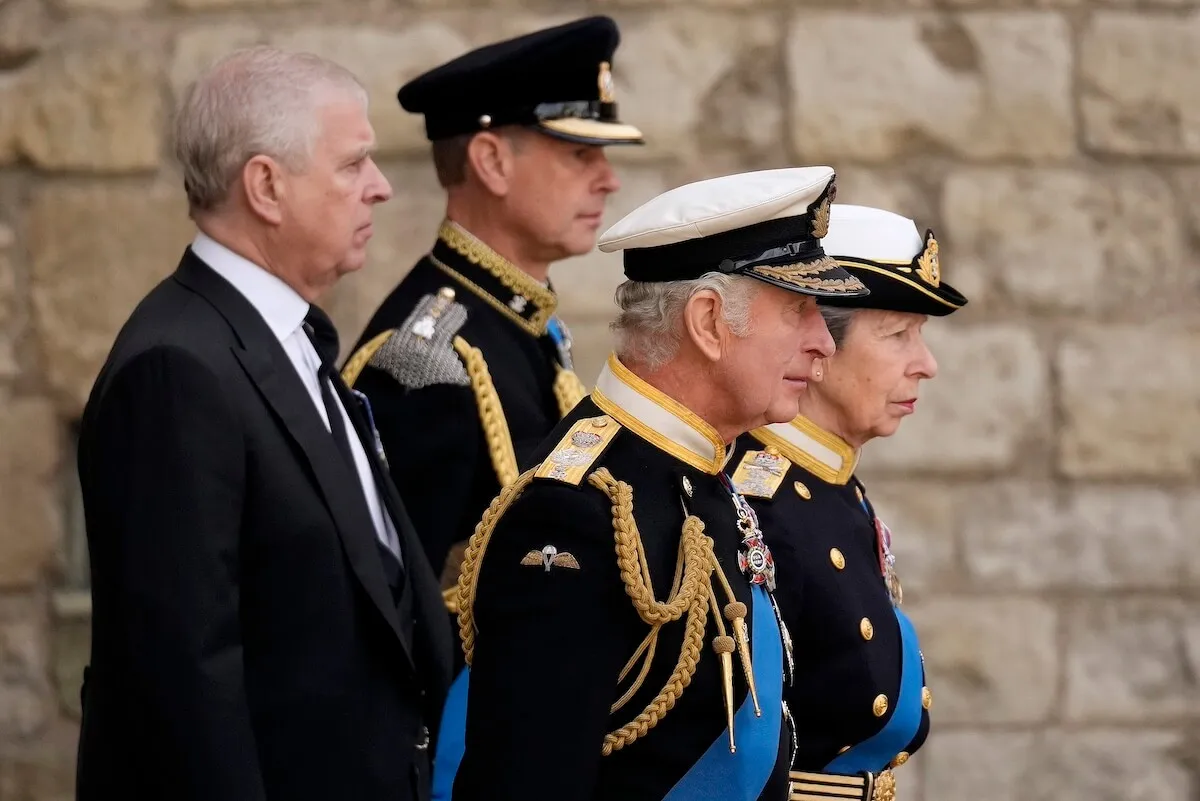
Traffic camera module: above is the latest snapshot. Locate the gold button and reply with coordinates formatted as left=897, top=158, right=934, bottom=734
left=592, top=417, right=608, bottom=428
left=765, top=445, right=780, bottom=456
left=794, top=481, right=811, bottom=499
left=873, top=694, right=889, bottom=717
left=838, top=745, right=851, bottom=754
left=922, top=687, right=932, bottom=710
left=830, top=548, right=845, bottom=570
left=437, top=286, right=456, bottom=300
left=891, top=752, right=909, bottom=767
left=860, top=617, right=874, bottom=641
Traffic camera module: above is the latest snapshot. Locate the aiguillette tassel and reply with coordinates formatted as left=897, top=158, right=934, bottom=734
left=725, top=602, right=760, bottom=717
left=713, top=635, right=737, bottom=752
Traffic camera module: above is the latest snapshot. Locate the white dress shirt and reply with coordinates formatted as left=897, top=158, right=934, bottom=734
left=192, top=233, right=402, bottom=561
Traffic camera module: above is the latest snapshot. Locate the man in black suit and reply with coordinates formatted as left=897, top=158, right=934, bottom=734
left=74, top=46, right=453, bottom=801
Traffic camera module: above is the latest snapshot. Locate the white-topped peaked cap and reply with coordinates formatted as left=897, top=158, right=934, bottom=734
left=597, top=167, right=869, bottom=299
left=818, top=203, right=968, bottom=316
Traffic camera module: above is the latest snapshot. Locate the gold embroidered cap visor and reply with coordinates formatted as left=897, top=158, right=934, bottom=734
left=815, top=204, right=968, bottom=316
left=396, top=15, right=644, bottom=146
left=597, top=167, right=869, bottom=299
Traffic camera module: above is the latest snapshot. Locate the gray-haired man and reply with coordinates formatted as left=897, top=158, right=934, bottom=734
left=75, top=47, right=453, bottom=801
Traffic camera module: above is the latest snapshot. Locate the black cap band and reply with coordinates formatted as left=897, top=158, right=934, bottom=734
left=622, top=216, right=824, bottom=282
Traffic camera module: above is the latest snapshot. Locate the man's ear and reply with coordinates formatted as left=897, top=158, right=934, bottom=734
left=682, top=289, right=726, bottom=362
left=242, top=154, right=286, bottom=225
left=465, top=131, right=517, bottom=197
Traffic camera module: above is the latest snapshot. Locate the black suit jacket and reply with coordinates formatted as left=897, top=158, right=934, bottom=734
left=74, top=248, right=454, bottom=801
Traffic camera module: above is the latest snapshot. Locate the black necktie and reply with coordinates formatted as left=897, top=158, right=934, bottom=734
left=303, top=306, right=358, bottom=475
left=303, top=307, right=406, bottom=589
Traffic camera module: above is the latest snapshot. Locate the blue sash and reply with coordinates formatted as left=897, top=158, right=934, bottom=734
left=431, top=667, right=469, bottom=801
left=821, top=606, right=923, bottom=775
left=662, top=584, right=784, bottom=801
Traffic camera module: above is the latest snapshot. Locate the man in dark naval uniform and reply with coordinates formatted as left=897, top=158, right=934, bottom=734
left=450, top=167, right=871, bottom=801
left=341, top=16, right=645, bottom=613
left=728, top=203, right=969, bottom=801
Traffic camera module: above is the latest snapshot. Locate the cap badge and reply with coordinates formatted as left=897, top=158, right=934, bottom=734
left=598, top=61, right=616, bottom=103
left=916, top=231, right=940, bottom=287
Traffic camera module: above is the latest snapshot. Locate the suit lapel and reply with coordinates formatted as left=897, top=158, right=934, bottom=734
left=339, top=384, right=455, bottom=697
left=173, top=250, right=415, bottom=664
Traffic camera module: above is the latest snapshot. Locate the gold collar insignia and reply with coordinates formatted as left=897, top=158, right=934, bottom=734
left=431, top=220, right=558, bottom=336
left=750, top=415, right=859, bottom=485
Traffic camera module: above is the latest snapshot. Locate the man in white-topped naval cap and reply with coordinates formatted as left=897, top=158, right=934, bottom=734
left=446, top=167, right=869, bottom=801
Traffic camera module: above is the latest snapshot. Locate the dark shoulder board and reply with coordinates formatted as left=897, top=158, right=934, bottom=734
left=341, top=287, right=469, bottom=390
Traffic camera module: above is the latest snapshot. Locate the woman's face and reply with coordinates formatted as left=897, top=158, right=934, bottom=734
left=814, top=309, right=939, bottom=446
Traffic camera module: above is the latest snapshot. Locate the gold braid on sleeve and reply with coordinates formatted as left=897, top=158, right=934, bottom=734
left=452, top=335, right=519, bottom=487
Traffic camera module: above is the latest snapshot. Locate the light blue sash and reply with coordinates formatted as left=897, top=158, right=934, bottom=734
left=822, top=606, right=923, bottom=775
left=661, top=584, right=784, bottom=801
left=431, top=666, right=469, bottom=801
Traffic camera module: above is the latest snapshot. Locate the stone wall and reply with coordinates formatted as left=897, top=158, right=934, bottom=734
left=0, top=0, right=1197, bottom=798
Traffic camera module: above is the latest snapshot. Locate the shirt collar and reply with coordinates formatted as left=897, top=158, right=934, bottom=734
left=191, top=232, right=309, bottom=343
left=751, top=415, right=860, bottom=485
left=592, top=353, right=732, bottom=475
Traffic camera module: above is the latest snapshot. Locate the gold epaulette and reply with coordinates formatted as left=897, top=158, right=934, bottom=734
left=729, top=445, right=794, bottom=500
left=533, top=414, right=621, bottom=486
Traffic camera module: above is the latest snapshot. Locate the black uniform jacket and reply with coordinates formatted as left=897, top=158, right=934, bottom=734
left=729, top=415, right=931, bottom=776
left=451, top=354, right=793, bottom=801
left=343, top=220, right=587, bottom=608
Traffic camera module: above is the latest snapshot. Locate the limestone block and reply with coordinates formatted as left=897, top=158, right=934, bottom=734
left=0, top=398, right=60, bottom=589
left=170, top=25, right=264, bottom=98
left=604, top=12, right=779, bottom=163
left=26, top=183, right=195, bottom=415
left=787, top=13, right=1073, bottom=161
left=14, top=41, right=162, bottom=171
left=960, top=483, right=1198, bottom=591
left=0, top=596, right=50, bottom=739
left=923, top=729, right=1195, bottom=801
left=856, top=480, right=960, bottom=597
left=1057, top=324, right=1200, bottom=479
left=904, top=597, right=1058, bottom=724
left=866, top=324, right=1050, bottom=473
left=0, top=0, right=50, bottom=67
left=1081, top=12, right=1200, bottom=156
left=268, top=25, right=472, bottom=158
left=1064, top=598, right=1200, bottom=722
left=551, top=166, right=670, bottom=320
left=941, top=169, right=1186, bottom=314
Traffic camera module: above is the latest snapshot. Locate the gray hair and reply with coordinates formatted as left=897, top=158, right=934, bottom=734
left=172, top=46, right=369, bottom=214
left=611, top=273, right=760, bottom=371
left=819, top=305, right=858, bottom=350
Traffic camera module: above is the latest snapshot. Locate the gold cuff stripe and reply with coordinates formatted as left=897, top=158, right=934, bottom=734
left=340, top=329, right=394, bottom=387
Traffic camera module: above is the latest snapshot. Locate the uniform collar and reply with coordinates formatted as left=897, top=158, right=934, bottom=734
left=429, top=219, right=558, bottom=336
left=592, top=353, right=732, bottom=475
left=750, top=415, right=859, bottom=485
left=191, top=232, right=308, bottom=343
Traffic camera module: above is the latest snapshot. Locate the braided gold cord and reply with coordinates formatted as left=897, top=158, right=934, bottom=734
left=553, top=367, right=589, bottom=417
left=456, top=468, right=538, bottom=667
left=587, top=469, right=717, bottom=756
left=453, top=336, right=519, bottom=487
